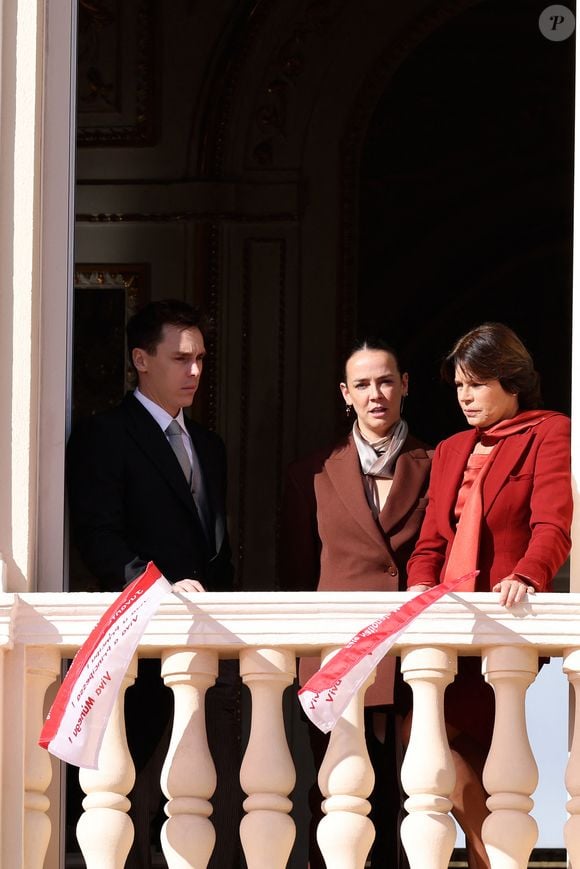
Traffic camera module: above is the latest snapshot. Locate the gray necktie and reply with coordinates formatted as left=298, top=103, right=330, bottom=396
left=166, top=419, right=213, bottom=548
left=166, top=419, right=192, bottom=487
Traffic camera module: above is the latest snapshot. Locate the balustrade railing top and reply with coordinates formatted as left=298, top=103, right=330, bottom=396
left=2, top=590, right=580, bottom=655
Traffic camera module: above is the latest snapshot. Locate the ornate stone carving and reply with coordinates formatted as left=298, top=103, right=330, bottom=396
left=77, top=0, right=155, bottom=146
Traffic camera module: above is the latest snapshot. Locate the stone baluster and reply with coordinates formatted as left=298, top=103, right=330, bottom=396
left=25, top=647, right=61, bottom=869
left=77, top=655, right=138, bottom=868
left=481, top=645, right=538, bottom=868
left=316, top=647, right=376, bottom=869
left=160, top=648, right=218, bottom=868
left=239, top=648, right=296, bottom=868
left=400, top=646, right=457, bottom=869
left=562, top=648, right=580, bottom=866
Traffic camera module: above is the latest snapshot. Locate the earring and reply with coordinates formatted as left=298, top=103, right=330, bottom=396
left=400, top=393, right=408, bottom=414
left=345, top=405, right=352, bottom=417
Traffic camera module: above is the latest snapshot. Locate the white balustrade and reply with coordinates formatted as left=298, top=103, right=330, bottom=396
left=482, top=645, right=539, bottom=868
left=25, top=646, right=61, bottom=869
left=160, top=648, right=219, bottom=869
left=400, top=645, right=458, bottom=869
left=239, top=647, right=296, bottom=869
left=316, top=647, right=376, bottom=869
left=76, top=655, right=138, bottom=868
left=563, top=647, right=580, bottom=866
left=0, top=590, right=578, bottom=867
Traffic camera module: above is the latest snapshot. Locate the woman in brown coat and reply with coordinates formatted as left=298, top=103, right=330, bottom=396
left=280, top=338, right=433, bottom=869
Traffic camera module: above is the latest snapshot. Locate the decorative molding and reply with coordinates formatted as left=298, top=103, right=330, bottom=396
left=203, top=0, right=279, bottom=177
left=75, top=210, right=298, bottom=223
left=77, top=0, right=155, bottom=147
left=201, top=0, right=344, bottom=174
left=249, top=0, right=346, bottom=167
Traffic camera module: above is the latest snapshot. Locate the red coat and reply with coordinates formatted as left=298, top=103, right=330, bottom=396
left=280, top=432, right=433, bottom=704
left=407, top=413, right=573, bottom=591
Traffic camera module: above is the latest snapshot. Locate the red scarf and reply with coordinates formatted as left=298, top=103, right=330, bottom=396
left=444, top=410, right=557, bottom=590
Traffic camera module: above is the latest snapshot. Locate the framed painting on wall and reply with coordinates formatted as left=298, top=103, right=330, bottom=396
left=69, top=263, right=149, bottom=592
left=72, top=263, right=150, bottom=424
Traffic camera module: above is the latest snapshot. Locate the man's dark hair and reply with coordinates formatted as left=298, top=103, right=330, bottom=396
left=126, top=299, right=204, bottom=357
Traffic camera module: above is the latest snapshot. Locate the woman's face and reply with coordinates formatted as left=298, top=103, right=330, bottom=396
left=454, top=364, right=519, bottom=429
left=340, top=349, right=408, bottom=441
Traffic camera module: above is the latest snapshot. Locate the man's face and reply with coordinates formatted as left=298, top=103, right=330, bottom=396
left=132, top=324, right=206, bottom=416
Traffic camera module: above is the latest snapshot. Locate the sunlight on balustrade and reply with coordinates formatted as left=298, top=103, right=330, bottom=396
left=0, top=589, right=578, bottom=868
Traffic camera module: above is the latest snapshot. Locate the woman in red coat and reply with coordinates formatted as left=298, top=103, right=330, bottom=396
left=406, top=322, right=573, bottom=869
left=280, top=338, right=433, bottom=869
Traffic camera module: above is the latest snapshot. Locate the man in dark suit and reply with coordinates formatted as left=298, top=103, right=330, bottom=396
left=67, top=298, right=241, bottom=868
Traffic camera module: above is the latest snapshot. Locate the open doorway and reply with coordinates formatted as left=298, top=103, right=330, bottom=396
left=65, top=1, right=575, bottom=865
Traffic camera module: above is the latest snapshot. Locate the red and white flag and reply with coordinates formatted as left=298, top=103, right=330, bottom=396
left=298, top=572, right=477, bottom=733
left=39, top=562, right=172, bottom=769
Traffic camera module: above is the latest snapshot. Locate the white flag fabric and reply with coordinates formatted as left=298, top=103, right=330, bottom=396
left=39, top=562, right=172, bottom=769
left=298, top=572, right=477, bottom=733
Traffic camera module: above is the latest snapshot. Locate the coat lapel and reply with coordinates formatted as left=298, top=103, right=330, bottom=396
left=324, top=436, right=387, bottom=549
left=438, top=430, right=478, bottom=535
left=481, top=429, right=534, bottom=515
left=378, top=444, right=431, bottom=534
left=435, top=428, right=535, bottom=530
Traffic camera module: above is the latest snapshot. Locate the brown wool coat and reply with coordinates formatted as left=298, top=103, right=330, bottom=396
left=280, top=432, right=433, bottom=705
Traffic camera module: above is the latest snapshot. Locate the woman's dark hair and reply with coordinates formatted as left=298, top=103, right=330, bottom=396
left=343, top=337, right=406, bottom=381
left=127, top=298, right=205, bottom=357
left=440, top=322, right=542, bottom=410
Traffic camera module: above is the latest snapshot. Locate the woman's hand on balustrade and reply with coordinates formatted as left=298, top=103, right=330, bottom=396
left=492, top=575, right=535, bottom=608
left=172, top=578, right=206, bottom=593
left=408, top=583, right=433, bottom=593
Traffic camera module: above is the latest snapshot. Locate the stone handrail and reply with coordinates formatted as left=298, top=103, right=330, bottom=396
left=1, top=590, right=578, bottom=868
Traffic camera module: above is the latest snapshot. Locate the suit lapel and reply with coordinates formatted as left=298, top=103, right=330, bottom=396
left=186, top=421, right=225, bottom=555
left=123, top=394, right=199, bottom=518
left=324, top=436, right=387, bottom=549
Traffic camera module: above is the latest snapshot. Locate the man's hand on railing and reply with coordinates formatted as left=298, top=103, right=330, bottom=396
left=172, top=578, right=206, bottom=593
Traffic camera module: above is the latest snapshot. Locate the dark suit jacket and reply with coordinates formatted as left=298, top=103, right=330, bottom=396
left=280, top=431, right=433, bottom=704
left=67, top=392, right=234, bottom=593
left=407, top=412, right=573, bottom=591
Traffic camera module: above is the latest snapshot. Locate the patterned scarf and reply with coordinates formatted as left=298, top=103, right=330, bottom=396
left=353, top=419, right=408, bottom=516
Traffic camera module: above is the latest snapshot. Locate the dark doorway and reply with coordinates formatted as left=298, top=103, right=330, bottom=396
left=358, top=0, right=574, bottom=448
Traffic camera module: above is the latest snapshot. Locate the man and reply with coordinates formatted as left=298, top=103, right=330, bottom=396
left=67, top=299, right=241, bottom=868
